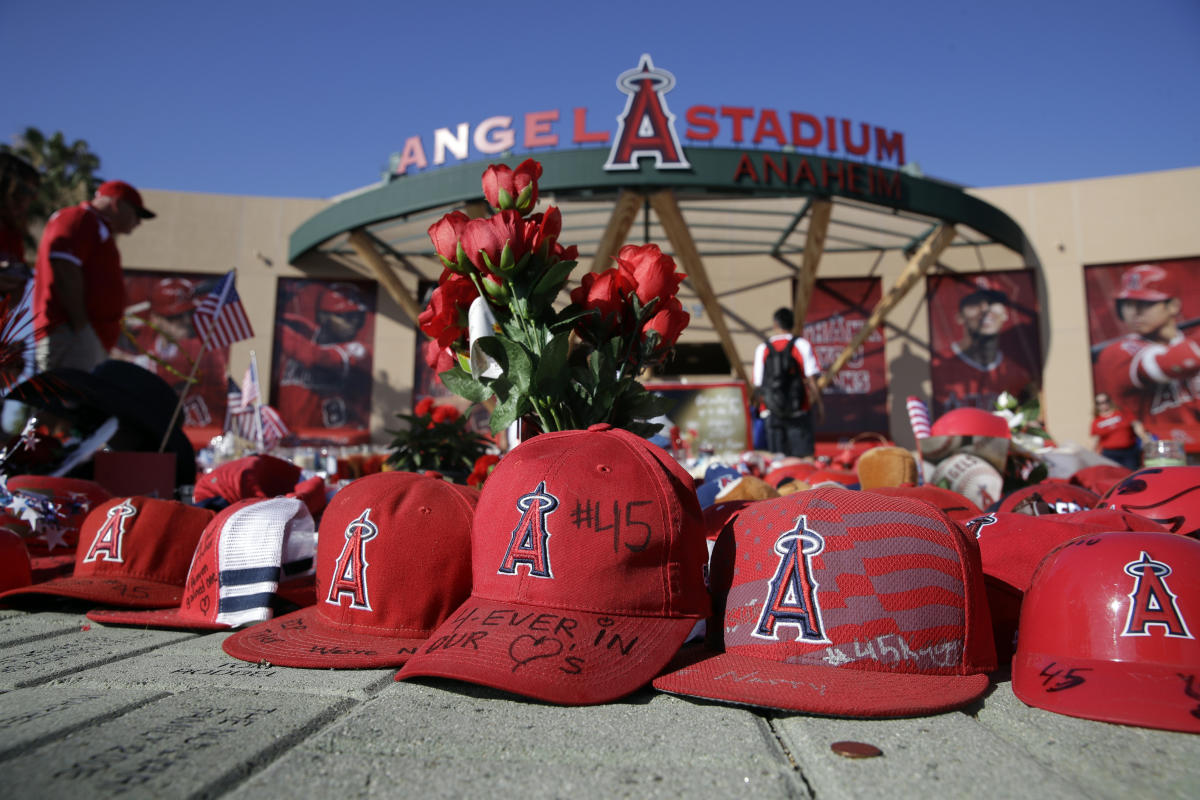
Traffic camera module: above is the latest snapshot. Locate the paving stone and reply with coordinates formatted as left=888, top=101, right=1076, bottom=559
left=976, top=680, right=1200, bottom=800
left=55, top=630, right=397, bottom=700
left=227, top=680, right=802, bottom=799
left=771, top=692, right=1090, bottom=799
left=0, top=622, right=193, bottom=689
left=0, top=685, right=166, bottom=759
left=0, top=610, right=89, bottom=647
left=1, top=688, right=355, bottom=800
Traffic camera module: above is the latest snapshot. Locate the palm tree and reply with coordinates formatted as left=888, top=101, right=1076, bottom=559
left=2, top=127, right=103, bottom=234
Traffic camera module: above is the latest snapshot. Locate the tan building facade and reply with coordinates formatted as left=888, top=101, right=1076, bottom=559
left=122, top=165, right=1200, bottom=451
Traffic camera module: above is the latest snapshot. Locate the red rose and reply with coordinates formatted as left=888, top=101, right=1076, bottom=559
left=467, top=453, right=501, bottom=488
left=427, top=211, right=471, bottom=272
left=570, top=268, right=635, bottom=336
left=641, top=296, right=690, bottom=354
left=414, top=396, right=435, bottom=417
left=418, top=271, right=478, bottom=347
left=615, top=243, right=686, bottom=307
left=482, top=159, right=541, bottom=213
left=462, top=211, right=534, bottom=276
left=422, top=339, right=458, bottom=373
left=431, top=405, right=461, bottom=424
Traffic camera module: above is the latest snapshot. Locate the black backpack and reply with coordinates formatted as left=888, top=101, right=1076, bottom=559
left=761, top=337, right=807, bottom=418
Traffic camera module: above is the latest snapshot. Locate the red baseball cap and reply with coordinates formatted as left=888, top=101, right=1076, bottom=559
left=0, top=529, right=31, bottom=592
left=397, top=424, right=710, bottom=705
left=1012, top=530, right=1200, bottom=733
left=318, top=283, right=366, bottom=314
left=0, top=497, right=213, bottom=608
left=194, top=454, right=303, bottom=508
left=1098, top=466, right=1200, bottom=537
left=223, top=472, right=478, bottom=668
left=1116, top=264, right=1177, bottom=302
left=1069, top=463, right=1132, bottom=497
left=866, top=484, right=983, bottom=522
left=994, top=481, right=1100, bottom=516
left=653, top=487, right=996, bottom=717
left=96, top=180, right=155, bottom=219
left=2, top=475, right=112, bottom=558
left=930, top=408, right=1011, bottom=440
left=764, top=460, right=817, bottom=488
left=88, top=497, right=317, bottom=631
left=151, top=278, right=195, bottom=316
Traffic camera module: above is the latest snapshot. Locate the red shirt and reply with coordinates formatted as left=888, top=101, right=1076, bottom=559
left=1090, top=410, right=1137, bottom=450
left=33, top=203, right=126, bottom=350
left=1096, top=333, right=1200, bottom=451
left=930, top=347, right=1033, bottom=417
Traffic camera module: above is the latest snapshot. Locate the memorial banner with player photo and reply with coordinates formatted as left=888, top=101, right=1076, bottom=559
left=271, top=278, right=376, bottom=439
left=1085, top=257, right=1200, bottom=453
left=413, top=279, right=495, bottom=437
left=804, top=277, right=888, bottom=436
left=115, top=271, right=229, bottom=433
left=927, top=269, right=1042, bottom=417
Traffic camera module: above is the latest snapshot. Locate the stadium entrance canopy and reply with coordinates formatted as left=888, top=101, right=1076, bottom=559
left=288, top=56, right=1030, bottom=389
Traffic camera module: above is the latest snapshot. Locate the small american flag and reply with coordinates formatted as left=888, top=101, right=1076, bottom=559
left=240, top=359, right=261, bottom=411
left=194, top=271, right=254, bottom=349
left=258, top=405, right=291, bottom=450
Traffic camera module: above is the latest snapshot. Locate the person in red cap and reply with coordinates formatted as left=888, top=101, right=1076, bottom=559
left=930, top=276, right=1036, bottom=416
left=33, top=179, right=155, bottom=372
left=1095, top=263, right=1200, bottom=450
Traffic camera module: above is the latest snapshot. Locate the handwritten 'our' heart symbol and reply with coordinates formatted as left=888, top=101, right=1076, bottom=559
left=199, top=595, right=211, bottom=615
left=508, top=635, right=563, bottom=672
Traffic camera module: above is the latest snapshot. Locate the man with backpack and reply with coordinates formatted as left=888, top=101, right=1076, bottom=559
left=752, top=307, right=824, bottom=457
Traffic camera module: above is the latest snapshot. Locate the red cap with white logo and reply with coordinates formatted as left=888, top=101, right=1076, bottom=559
left=653, top=487, right=996, bottom=717
left=0, top=496, right=213, bottom=608
left=222, top=472, right=477, bottom=668
left=1012, top=530, right=1200, bottom=733
left=396, top=424, right=710, bottom=705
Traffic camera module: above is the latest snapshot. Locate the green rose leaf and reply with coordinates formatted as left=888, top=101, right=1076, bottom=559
left=489, top=391, right=525, bottom=434
left=477, top=337, right=533, bottom=394
left=440, top=366, right=492, bottom=404
left=533, top=332, right=570, bottom=396
left=530, top=260, right=578, bottom=308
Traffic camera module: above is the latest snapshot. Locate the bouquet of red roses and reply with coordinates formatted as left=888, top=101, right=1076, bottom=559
left=418, top=158, right=690, bottom=437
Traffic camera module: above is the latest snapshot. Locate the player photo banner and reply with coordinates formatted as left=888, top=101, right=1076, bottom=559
left=1084, top=257, right=1200, bottom=453
left=116, top=271, right=230, bottom=431
left=805, top=278, right=888, bottom=437
left=271, top=278, right=376, bottom=440
left=927, top=269, right=1042, bottom=418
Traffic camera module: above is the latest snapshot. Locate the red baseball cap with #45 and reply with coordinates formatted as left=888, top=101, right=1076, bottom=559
left=0, top=497, right=213, bottom=608
left=397, top=424, right=710, bottom=705
left=653, top=487, right=997, bottom=717
left=222, top=471, right=478, bottom=668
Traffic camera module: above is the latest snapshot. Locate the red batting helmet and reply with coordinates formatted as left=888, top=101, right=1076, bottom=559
left=151, top=278, right=195, bottom=317
left=318, top=283, right=366, bottom=314
left=1116, top=264, right=1177, bottom=302
left=1098, top=466, right=1200, bottom=538
left=1012, top=530, right=1200, bottom=733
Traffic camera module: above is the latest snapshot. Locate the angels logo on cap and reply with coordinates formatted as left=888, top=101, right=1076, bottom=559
left=0, top=497, right=214, bottom=608
left=1012, top=530, right=1200, bottom=733
left=653, top=487, right=996, bottom=718
left=223, top=471, right=478, bottom=668
left=397, top=423, right=709, bottom=705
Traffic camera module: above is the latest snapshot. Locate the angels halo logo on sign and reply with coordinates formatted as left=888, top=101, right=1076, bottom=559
left=603, top=54, right=691, bottom=172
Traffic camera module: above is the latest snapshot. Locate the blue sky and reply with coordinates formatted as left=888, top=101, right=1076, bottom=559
left=4, top=0, right=1197, bottom=198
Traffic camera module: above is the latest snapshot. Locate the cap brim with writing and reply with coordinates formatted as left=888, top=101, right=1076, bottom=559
left=223, top=471, right=478, bottom=668
left=1012, top=531, right=1200, bottom=733
left=0, top=497, right=213, bottom=608
left=87, top=497, right=316, bottom=631
left=397, top=424, right=710, bottom=705
left=654, top=487, right=996, bottom=717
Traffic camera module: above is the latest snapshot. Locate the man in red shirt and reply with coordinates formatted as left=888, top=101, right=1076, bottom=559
left=752, top=307, right=824, bottom=457
left=1094, top=264, right=1200, bottom=452
left=33, top=180, right=155, bottom=372
left=930, top=277, right=1035, bottom=416
left=1090, top=393, right=1148, bottom=470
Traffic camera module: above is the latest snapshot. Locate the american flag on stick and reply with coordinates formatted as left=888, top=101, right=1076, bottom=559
left=193, top=270, right=254, bottom=349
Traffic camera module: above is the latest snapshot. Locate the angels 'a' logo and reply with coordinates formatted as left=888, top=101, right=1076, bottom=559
left=1122, top=551, right=1193, bottom=639
left=82, top=499, right=137, bottom=563
left=964, top=513, right=997, bottom=540
left=604, top=54, right=690, bottom=172
left=326, top=509, right=378, bottom=610
left=753, top=515, right=830, bottom=643
left=498, top=481, right=558, bottom=578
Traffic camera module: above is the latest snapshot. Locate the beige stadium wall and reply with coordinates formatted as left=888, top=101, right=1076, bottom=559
left=122, top=166, right=1200, bottom=448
